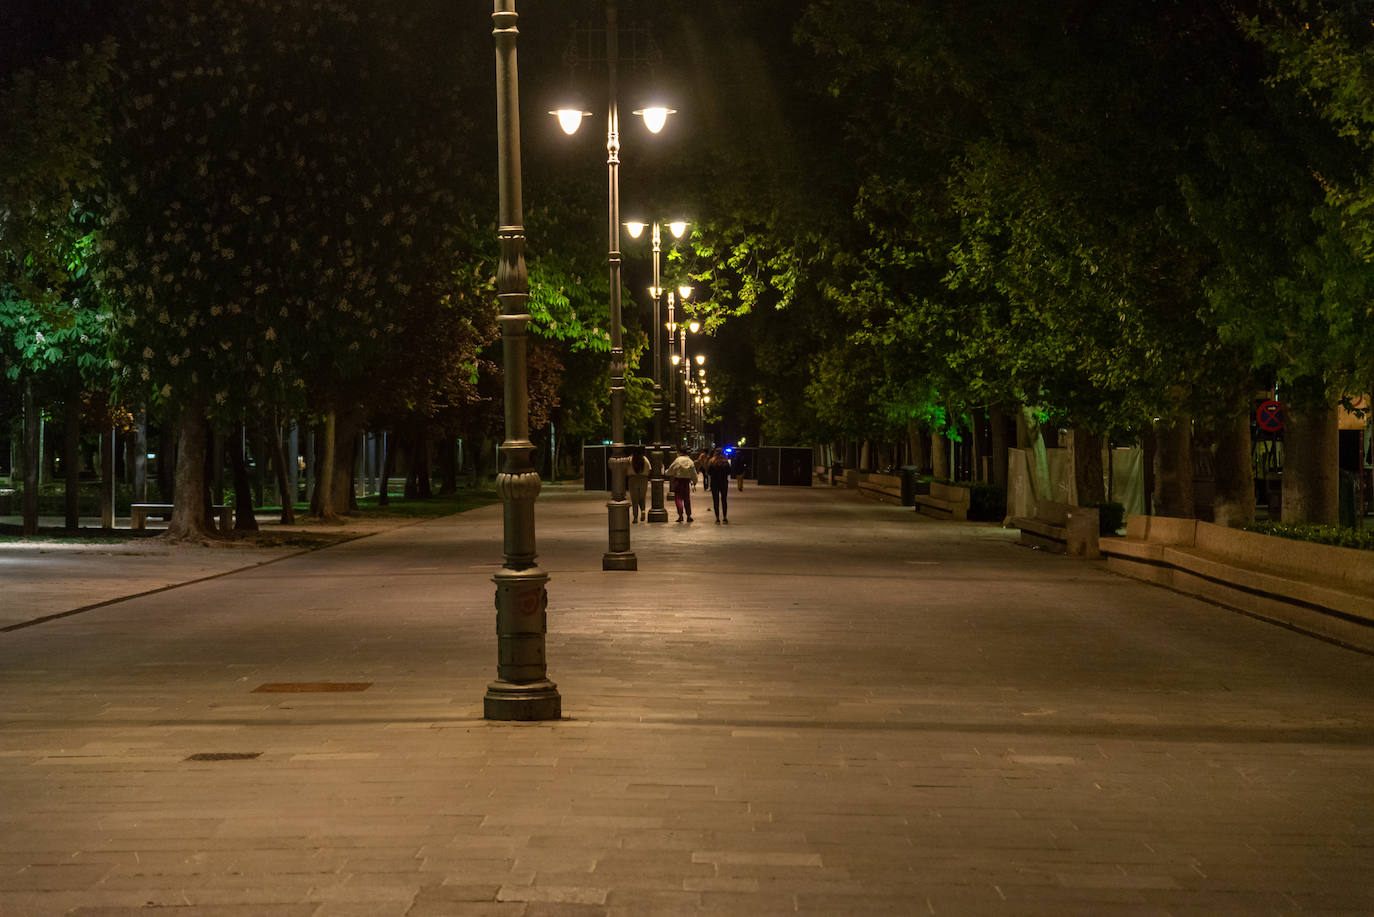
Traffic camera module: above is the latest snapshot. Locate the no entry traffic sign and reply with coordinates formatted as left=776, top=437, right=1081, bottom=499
left=1256, top=399, right=1284, bottom=433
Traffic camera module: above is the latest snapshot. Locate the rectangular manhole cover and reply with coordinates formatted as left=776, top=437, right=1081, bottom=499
left=185, top=752, right=262, bottom=761
left=252, top=682, right=372, bottom=693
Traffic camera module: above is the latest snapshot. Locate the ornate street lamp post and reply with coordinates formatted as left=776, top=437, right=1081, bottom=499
left=552, top=0, right=674, bottom=570
left=625, top=220, right=686, bottom=523
left=486, top=0, right=560, bottom=720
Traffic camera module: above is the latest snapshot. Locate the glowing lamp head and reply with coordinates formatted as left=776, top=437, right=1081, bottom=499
left=551, top=109, right=591, bottom=135
left=695, top=354, right=705, bottom=366
left=625, top=221, right=646, bottom=239
left=671, top=354, right=681, bottom=366
left=678, top=284, right=693, bottom=299
left=688, top=320, right=700, bottom=333
left=668, top=221, right=688, bottom=239
left=634, top=106, right=675, bottom=133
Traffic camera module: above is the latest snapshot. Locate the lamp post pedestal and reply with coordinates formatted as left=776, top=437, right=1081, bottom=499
left=647, top=443, right=668, bottom=523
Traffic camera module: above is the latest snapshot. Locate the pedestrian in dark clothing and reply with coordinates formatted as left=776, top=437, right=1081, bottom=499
left=706, top=447, right=731, bottom=524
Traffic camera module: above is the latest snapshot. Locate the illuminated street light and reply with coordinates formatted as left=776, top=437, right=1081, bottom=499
left=551, top=1, right=677, bottom=571
left=622, top=219, right=688, bottom=523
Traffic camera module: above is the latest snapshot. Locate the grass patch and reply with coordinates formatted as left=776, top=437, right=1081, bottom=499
left=353, top=490, right=500, bottom=518
left=0, top=525, right=147, bottom=544
left=257, top=489, right=501, bottom=520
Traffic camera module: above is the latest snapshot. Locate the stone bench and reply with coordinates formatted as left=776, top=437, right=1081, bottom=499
left=1010, top=500, right=1100, bottom=558
left=914, top=481, right=970, bottom=521
left=130, top=503, right=233, bottom=532
left=1101, top=515, right=1374, bottom=652
left=857, top=472, right=903, bottom=505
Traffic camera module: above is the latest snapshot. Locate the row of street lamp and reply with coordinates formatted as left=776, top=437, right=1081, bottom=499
left=489, top=0, right=711, bottom=720
left=548, top=5, right=712, bottom=565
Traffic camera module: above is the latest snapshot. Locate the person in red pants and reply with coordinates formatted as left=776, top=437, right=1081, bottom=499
left=665, top=447, right=698, bottom=522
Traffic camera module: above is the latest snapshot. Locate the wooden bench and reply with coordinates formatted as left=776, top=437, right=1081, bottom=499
left=914, top=481, right=971, bottom=521
left=1101, top=515, right=1374, bottom=652
left=130, top=503, right=233, bottom=532
left=1010, top=500, right=1100, bottom=558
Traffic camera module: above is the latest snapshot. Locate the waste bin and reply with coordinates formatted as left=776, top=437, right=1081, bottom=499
left=899, top=465, right=918, bottom=506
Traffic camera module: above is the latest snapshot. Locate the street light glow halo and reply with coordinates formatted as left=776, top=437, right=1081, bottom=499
left=550, top=109, right=592, bottom=135
left=633, top=106, right=676, bottom=133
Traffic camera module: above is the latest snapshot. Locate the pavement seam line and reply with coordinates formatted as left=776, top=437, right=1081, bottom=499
left=1, top=529, right=383, bottom=633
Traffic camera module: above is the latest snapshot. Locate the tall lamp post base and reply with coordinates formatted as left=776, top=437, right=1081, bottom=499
left=647, top=480, right=668, bottom=522
left=647, top=447, right=668, bottom=522
left=484, top=679, right=561, bottom=720
left=603, top=496, right=638, bottom=570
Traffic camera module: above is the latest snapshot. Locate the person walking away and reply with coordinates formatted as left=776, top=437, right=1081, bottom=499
left=706, top=447, right=731, bottom=523
left=627, top=444, right=650, bottom=523
left=731, top=449, right=745, bottom=491
left=665, top=447, right=698, bottom=522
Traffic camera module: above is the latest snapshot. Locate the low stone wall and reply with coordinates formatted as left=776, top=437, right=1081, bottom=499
left=1010, top=500, right=1099, bottom=558
left=915, top=481, right=970, bottom=522
left=1102, top=515, right=1374, bottom=652
left=857, top=472, right=903, bottom=504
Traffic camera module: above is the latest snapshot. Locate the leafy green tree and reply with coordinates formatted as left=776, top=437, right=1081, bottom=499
left=101, top=0, right=494, bottom=534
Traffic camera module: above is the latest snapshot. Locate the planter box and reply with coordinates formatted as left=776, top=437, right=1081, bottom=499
left=1102, top=515, right=1374, bottom=652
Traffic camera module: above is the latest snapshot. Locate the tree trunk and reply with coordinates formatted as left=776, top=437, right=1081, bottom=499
left=1142, top=429, right=1156, bottom=516
left=228, top=424, right=258, bottom=532
left=989, top=406, right=1009, bottom=490
left=931, top=429, right=950, bottom=480
left=379, top=431, right=395, bottom=506
left=1071, top=428, right=1106, bottom=506
left=1152, top=418, right=1194, bottom=518
left=1281, top=400, right=1339, bottom=525
left=269, top=413, right=296, bottom=525
left=326, top=412, right=362, bottom=516
left=312, top=411, right=340, bottom=521
left=415, top=427, right=433, bottom=499
left=156, top=420, right=176, bottom=503
left=100, top=428, right=115, bottom=530
left=133, top=408, right=148, bottom=503
left=166, top=401, right=212, bottom=540
left=1210, top=407, right=1255, bottom=528
left=64, top=396, right=81, bottom=531
left=437, top=436, right=458, bottom=496
left=21, top=379, right=40, bottom=535
left=971, top=412, right=985, bottom=483
left=249, top=424, right=266, bottom=508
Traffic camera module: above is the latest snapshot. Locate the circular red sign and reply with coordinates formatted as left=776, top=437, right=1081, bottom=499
left=1256, top=400, right=1284, bottom=433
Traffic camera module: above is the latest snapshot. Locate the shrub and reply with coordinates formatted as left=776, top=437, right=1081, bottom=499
left=965, top=482, right=1006, bottom=522
left=1246, top=521, right=1374, bottom=552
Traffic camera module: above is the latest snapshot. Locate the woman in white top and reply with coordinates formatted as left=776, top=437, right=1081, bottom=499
left=627, top=445, right=650, bottom=523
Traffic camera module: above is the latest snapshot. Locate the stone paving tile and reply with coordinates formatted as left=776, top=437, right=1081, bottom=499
left=2, top=487, right=1373, bottom=914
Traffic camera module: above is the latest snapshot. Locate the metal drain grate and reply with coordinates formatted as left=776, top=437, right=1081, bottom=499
left=185, top=752, right=262, bottom=761
left=252, top=682, right=373, bottom=693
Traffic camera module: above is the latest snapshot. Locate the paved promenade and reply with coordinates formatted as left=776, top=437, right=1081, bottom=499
left=1, top=483, right=1372, bottom=916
